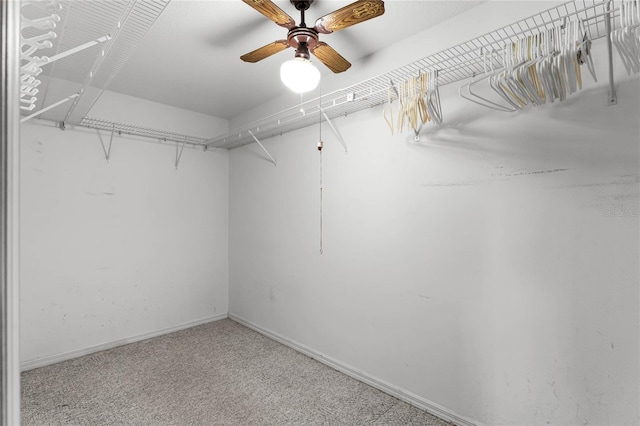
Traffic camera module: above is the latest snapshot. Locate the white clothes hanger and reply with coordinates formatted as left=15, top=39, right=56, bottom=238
left=462, top=15, right=597, bottom=113
left=459, top=48, right=518, bottom=112
left=494, top=43, right=528, bottom=109
left=612, top=0, right=640, bottom=74
left=427, top=70, right=442, bottom=124
left=383, top=81, right=396, bottom=135
left=577, top=20, right=597, bottom=82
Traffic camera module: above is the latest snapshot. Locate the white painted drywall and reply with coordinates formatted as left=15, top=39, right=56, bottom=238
left=228, top=22, right=639, bottom=426
left=20, top=117, right=229, bottom=366
left=88, top=90, right=229, bottom=139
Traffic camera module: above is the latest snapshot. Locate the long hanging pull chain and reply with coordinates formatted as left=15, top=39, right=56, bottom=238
left=318, top=91, right=323, bottom=255
left=319, top=140, right=323, bottom=254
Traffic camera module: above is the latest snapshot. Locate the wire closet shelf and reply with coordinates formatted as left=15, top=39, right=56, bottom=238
left=19, top=0, right=171, bottom=125
left=205, top=0, right=620, bottom=150
left=80, top=117, right=208, bottom=146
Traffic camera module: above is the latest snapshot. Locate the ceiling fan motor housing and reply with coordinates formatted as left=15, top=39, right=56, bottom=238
left=291, top=0, right=314, bottom=11
left=240, top=0, right=385, bottom=73
left=287, top=27, right=318, bottom=59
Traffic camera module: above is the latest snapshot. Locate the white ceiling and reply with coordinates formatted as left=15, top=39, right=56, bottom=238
left=103, top=1, right=484, bottom=120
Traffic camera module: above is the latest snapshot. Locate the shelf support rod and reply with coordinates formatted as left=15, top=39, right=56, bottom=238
left=604, top=0, right=617, bottom=106
left=45, top=34, right=111, bottom=64
left=20, top=93, right=78, bottom=123
left=321, top=109, right=347, bottom=153
left=248, top=130, right=276, bottom=166
left=96, top=123, right=115, bottom=162
left=96, top=124, right=116, bottom=163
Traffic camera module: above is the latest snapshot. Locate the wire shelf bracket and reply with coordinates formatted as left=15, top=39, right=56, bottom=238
left=95, top=123, right=115, bottom=162
left=248, top=130, right=277, bottom=166
left=20, top=92, right=78, bottom=123
left=321, top=109, right=348, bottom=153
left=604, top=1, right=618, bottom=105
left=175, top=139, right=186, bottom=170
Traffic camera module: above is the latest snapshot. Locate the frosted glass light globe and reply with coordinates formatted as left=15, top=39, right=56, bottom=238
left=280, top=58, right=320, bottom=93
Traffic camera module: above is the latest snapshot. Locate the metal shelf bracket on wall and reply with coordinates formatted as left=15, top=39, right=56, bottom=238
left=248, top=130, right=277, bottom=166
left=96, top=124, right=115, bottom=162
left=321, top=109, right=347, bottom=153
left=604, top=0, right=618, bottom=105
left=175, top=138, right=186, bottom=170
left=20, top=93, right=78, bottom=123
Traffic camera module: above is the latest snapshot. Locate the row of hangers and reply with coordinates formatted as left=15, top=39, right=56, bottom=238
left=383, top=15, right=600, bottom=135
left=460, top=18, right=597, bottom=112
left=384, top=69, right=442, bottom=135
left=612, top=0, right=640, bottom=74
left=20, top=0, right=61, bottom=111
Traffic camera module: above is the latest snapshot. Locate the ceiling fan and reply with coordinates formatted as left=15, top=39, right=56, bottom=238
left=240, top=0, right=385, bottom=74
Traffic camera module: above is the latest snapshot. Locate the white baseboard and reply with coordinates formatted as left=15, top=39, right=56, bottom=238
left=229, top=313, right=481, bottom=426
left=21, top=313, right=228, bottom=371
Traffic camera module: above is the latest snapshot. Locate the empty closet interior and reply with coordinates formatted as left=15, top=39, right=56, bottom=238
left=10, top=0, right=640, bottom=425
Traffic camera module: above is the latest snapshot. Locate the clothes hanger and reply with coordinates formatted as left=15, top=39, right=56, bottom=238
left=427, top=70, right=442, bottom=124
left=623, top=0, right=640, bottom=72
left=383, top=83, right=395, bottom=135
left=569, top=19, right=582, bottom=93
left=417, top=72, right=430, bottom=125
left=561, top=19, right=577, bottom=95
left=612, top=0, right=640, bottom=74
left=459, top=48, right=519, bottom=112
left=535, top=30, right=556, bottom=102
left=493, top=45, right=527, bottom=109
left=528, top=34, right=546, bottom=102
left=518, top=35, right=545, bottom=106
left=572, top=19, right=583, bottom=91
left=498, top=43, right=528, bottom=108
left=408, top=74, right=419, bottom=131
left=553, top=25, right=568, bottom=102
left=577, top=20, right=597, bottom=82
left=396, top=78, right=410, bottom=133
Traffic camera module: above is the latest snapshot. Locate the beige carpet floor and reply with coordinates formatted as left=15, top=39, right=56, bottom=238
left=21, top=319, right=452, bottom=425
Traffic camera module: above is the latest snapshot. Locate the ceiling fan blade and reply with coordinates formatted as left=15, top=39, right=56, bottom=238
left=311, top=42, right=351, bottom=73
left=242, top=0, right=296, bottom=29
left=314, top=0, right=385, bottom=34
left=241, top=40, right=289, bottom=63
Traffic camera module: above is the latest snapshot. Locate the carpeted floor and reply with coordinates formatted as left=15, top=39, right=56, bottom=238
left=22, top=319, right=452, bottom=425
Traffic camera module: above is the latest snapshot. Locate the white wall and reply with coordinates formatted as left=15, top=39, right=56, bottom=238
left=88, top=90, right=228, bottom=139
left=20, top=116, right=229, bottom=367
left=228, top=30, right=639, bottom=426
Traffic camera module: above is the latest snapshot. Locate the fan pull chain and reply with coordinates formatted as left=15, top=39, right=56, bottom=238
left=318, top=93, right=323, bottom=255
left=319, top=141, right=323, bottom=255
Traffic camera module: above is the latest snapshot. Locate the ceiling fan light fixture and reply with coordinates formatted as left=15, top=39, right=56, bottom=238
left=280, top=57, right=320, bottom=93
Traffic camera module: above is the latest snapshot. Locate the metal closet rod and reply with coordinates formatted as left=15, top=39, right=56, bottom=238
left=205, top=0, right=619, bottom=150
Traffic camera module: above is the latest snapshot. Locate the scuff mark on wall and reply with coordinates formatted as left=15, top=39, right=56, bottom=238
left=496, top=168, right=572, bottom=177
left=84, top=191, right=116, bottom=197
